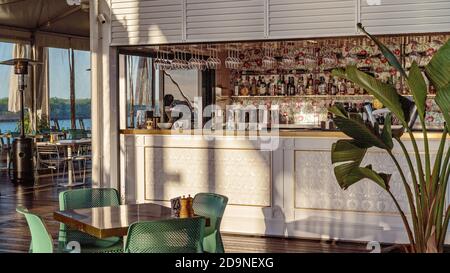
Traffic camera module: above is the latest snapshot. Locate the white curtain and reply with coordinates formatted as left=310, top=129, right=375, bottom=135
left=136, top=57, right=151, bottom=107
left=8, top=43, right=31, bottom=112
left=35, top=47, right=49, bottom=119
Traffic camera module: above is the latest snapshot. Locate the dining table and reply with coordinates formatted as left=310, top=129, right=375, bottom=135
left=53, top=203, right=210, bottom=239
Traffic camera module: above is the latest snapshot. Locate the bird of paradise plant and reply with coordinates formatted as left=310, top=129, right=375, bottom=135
left=330, top=24, right=450, bottom=253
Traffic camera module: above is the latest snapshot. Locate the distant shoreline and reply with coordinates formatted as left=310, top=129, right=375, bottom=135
left=0, top=118, right=19, bottom=122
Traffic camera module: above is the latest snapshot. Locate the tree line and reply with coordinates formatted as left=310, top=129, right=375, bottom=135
left=0, top=97, right=91, bottom=121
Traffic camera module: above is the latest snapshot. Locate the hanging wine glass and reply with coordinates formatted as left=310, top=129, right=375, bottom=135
left=282, top=42, right=295, bottom=69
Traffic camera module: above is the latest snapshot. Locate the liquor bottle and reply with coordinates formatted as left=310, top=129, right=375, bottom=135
left=338, top=80, right=347, bottom=95
left=288, top=77, right=296, bottom=96
left=279, top=75, right=286, bottom=96
left=326, top=77, right=333, bottom=95
left=429, top=84, right=436, bottom=95
left=356, top=83, right=364, bottom=95
left=234, top=78, right=240, bottom=96
left=330, top=77, right=338, bottom=95
left=347, top=81, right=355, bottom=95
left=240, top=76, right=250, bottom=96
left=269, top=76, right=276, bottom=96
left=318, top=76, right=327, bottom=95
left=306, top=74, right=314, bottom=95
left=250, top=76, right=258, bottom=96
left=297, top=75, right=305, bottom=95
left=259, top=76, right=267, bottom=95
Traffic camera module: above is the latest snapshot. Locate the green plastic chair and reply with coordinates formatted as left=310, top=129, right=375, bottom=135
left=16, top=207, right=53, bottom=253
left=193, top=193, right=228, bottom=253
left=67, top=129, right=87, bottom=140
left=124, top=218, right=205, bottom=253
left=58, top=188, right=123, bottom=253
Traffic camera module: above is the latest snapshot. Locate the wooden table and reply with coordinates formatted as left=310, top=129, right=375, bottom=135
left=53, top=203, right=209, bottom=239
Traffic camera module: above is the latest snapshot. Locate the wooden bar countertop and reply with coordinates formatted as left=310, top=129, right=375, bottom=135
left=120, top=129, right=448, bottom=140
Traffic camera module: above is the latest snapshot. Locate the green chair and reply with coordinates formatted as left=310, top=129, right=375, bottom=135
left=58, top=188, right=123, bottom=253
left=67, top=129, right=87, bottom=140
left=16, top=207, right=54, bottom=253
left=124, top=218, right=205, bottom=253
left=193, top=193, right=228, bottom=253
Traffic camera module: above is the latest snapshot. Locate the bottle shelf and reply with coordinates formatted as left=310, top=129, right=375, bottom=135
left=230, top=95, right=372, bottom=99
left=224, top=94, right=436, bottom=99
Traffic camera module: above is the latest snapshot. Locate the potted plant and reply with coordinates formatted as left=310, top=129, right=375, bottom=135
left=330, top=24, right=450, bottom=253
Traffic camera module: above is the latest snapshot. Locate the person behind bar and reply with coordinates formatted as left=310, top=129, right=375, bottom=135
left=163, top=94, right=192, bottom=125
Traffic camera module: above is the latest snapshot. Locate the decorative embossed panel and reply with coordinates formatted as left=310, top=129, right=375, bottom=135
left=145, top=147, right=271, bottom=206
left=294, top=150, right=422, bottom=213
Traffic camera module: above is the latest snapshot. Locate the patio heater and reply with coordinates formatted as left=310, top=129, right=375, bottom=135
left=0, top=58, right=40, bottom=185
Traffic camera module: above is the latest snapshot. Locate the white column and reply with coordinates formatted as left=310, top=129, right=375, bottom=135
left=90, top=0, right=119, bottom=189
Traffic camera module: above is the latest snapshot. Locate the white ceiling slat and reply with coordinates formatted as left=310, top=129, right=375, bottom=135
left=185, top=0, right=265, bottom=42
left=111, top=0, right=183, bottom=45
left=110, top=0, right=450, bottom=46
left=268, top=0, right=356, bottom=39
left=187, top=18, right=265, bottom=29
left=111, top=0, right=180, bottom=9
left=360, top=0, right=450, bottom=35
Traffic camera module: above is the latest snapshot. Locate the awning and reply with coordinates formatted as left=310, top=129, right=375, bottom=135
left=0, top=0, right=90, bottom=50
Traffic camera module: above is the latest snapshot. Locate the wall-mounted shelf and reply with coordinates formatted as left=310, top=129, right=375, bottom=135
left=222, top=94, right=437, bottom=99
left=230, top=95, right=373, bottom=99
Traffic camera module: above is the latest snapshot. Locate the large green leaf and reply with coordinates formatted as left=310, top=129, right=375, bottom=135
left=329, top=105, right=390, bottom=150
left=331, top=139, right=367, bottom=164
left=407, top=62, right=428, bottom=123
left=381, top=113, right=394, bottom=150
left=357, top=23, right=406, bottom=78
left=435, top=83, right=450, bottom=133
left=331, top=139, right=391, bottom=190
left=332, top=66, right=406, bottom=125
left=425, top=39, right=450, bottom=90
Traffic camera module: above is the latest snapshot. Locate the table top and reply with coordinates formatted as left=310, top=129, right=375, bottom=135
left=56, top=139, right=91, bottom=145
left=53, top=203, right=207, bottom=239
left=36, top=139, right=91, bottom=146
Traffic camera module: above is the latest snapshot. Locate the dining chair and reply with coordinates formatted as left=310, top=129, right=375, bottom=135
left=78, top=119, right=85, bottom=130
left=36, top=143, right=68, bottom=183
left=67, top=129, right=87, bottom=140
left=124, top=218, right=205, bottom=253
left=52, top=119, right=60, bottom=131
left=58, top=188, right=123, bottom=253
left=193, top=192, right=228, bottom=253
left=72, top=143, right=92, bottom=184
left=16, top=207, right=54, bottom=253
left=6, top=132, right=19, bottom=176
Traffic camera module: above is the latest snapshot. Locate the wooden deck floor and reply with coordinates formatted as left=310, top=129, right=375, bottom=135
left=0, top=151, right=367, bottom=253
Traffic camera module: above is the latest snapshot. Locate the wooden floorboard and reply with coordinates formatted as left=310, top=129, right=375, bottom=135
left=0, top=151, right=368, bottom=253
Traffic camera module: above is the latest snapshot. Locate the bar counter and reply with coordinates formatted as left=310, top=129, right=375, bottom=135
left=119, top=128, right=450, bottom=245
left=120, top=128, right=448, bottom=139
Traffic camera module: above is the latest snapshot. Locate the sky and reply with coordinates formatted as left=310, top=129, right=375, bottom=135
left=0, top=42, right=91, bottom=100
